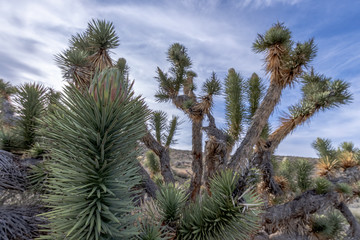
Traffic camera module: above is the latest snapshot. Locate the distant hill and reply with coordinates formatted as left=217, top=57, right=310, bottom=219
left=138, top=145, right=319, bottom=181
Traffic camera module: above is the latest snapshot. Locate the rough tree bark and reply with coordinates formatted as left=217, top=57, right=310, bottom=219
left=228, top=84, right=282, bottom=170
left=188, top=120, right=203, bottom=200
left=141, top=131, right=175, bottom=183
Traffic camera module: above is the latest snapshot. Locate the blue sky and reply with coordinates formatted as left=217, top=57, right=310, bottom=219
left=1, top=0, right=359, bottom=157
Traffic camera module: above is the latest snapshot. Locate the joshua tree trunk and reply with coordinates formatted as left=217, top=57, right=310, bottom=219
left=188, top=120, right=203, bottom=200
left=228, top=83, right=282, bottom=170
left=142, top=131, right=175, bottom=183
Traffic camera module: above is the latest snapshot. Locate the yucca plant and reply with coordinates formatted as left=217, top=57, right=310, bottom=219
left=178, top=170, right=262, bottom=240
left=314, top=177, right=333, bottom=194
left=339, top=151, right=358, bottom=169
left=311, top=211, right=344, bottom=239
left=335, top=183, right=353, bottom=196
left=296, top=159, right=314, bottom=192
left=14, top=83, right=47, bottom=150
left=137, top=220, right=165, bottom=240
left=40, top=69, right=148, bottom=239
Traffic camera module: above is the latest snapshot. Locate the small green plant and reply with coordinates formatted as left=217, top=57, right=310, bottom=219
left=311, top=211, right=344, bottom=239
left=278, top=158, right=297, bottom=192
left=335, top=183, right=353, bottom=196
left=296, top=159, right=314, bottom=192
left=314, top=177, right=333, bottom=194
left=146, top=151, right=160, bottom=175
left=137, top=220, right=165, bottom=240
left=156, top=184, right=187, bottom=225
left=178, top=170, right=262, bottom=240
left=0, top=128, right=21, bottom=152
left=14, top=83, right=47, bottom=150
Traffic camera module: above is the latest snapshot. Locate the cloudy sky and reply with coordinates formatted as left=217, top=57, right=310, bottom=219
left=1, top=0, right=359, bottom=157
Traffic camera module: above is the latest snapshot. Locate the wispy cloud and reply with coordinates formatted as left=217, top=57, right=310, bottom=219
left=0, top=0, right=359, bottom=155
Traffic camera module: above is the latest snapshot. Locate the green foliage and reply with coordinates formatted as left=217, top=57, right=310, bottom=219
left=224, top=68, right=246, bottom=142
left=146, top=151, right=160, bottom=175
left=156, top=184, right=187, bottom=225
left=116, top=57, right=129, bottom=77
left=277, top=158, right=297, bottom=192
left=312, top=137, right=338, bottom=161
left=155, top=43, right=193, bottom=102
left=289, top=70, right=352, bottom=120
left=252, top=22, right=292, bottom=52
left=29, top=161, right=49, bottom=192
left=178, top=170, right=262, bottom=240
left=137, top=220, right=165, bottom=240
left=335, top=183, right=353, bottom=195
left=340, top=141, right=357, bottom=153
left=151, top=111, right=167, bottom=144
left=14, top=83, right=47, bottom=150
left=40, top=69, right=147, bottom=239
left=296, top=159, right=313, bottom=192
left=26, top=142, right=47, bottom=159
left=165, top=116, right=180, bottom=147
left=149, top=111, right=180, bottom=147
left=311, top=211, right=344, bottom=239
left=0, top=128, right=21, bottom=152
left=314, top=177, right=332, bottom=194
left=86, top=19, right=119, bottom=51
left=202, top=72, right=221, bottom=96
left=247, top=72, right=269, bottom=139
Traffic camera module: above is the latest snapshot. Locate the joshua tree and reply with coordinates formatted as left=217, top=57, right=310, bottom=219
left=142, top=111, right=181, bottom=183
left=53, top=19, right=358, bottom=238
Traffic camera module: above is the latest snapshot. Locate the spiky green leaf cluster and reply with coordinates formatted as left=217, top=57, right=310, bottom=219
left=314, top=177, right=333, bottom=194
left=150, top=111, right=180, bottom=147
left=335, top=183, right=353, bottom=195
left=296, top=159, right=314, bottom=192
left=286, top=70, right=351, bottom=122
left=252, top=22, right=292, bottom=52
left=156, top=184, right=187, bottom=225
left=146, top=151, right=160, bottom=175
left=155, top=43, right=192, bottom=102
left=285, top=38, right=317, bottom=69
left=224, top=68, right=246, bottom=142
left=202, top=72, right=221, bottom=96
left=340, top=141, right=358, bottom=153
left=178, top=170, right=262, bottom=240
left=137, top=220, right=165, bottom=240
left=14, top=83, right=47, bottom=149
left=40, top=69, right=147, bottom=240
left=247, top=73, right=269, bottom=139
left=311, top=211, right=344, bottom=239
left=312, top=138, right=338, bottom=160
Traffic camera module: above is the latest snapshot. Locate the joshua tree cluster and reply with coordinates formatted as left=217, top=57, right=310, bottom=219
left=0, top=19, right=359, bottom=240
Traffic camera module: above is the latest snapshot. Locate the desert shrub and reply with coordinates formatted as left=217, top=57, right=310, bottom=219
left=335, top=183, right=353, bottom=196
left=178, top=170, right=262, bottom=240
left=338, top=151, right=358, bottom=169
left=14, top=83, right=47, bottom=150
left=311, top=211, right=344, bottom=239
left=314, top=177, right=333, bottom=194
left=278, top=158, right=297, bottom=192
left=316, top=156, right=339, bottom=176
left=137, top=220, right=165, bottom=240
left=0, top=128, right=21, bottom=153
left=296, top=159, right=314, bottom=192
left=40, top=69, right=147, bottom=239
